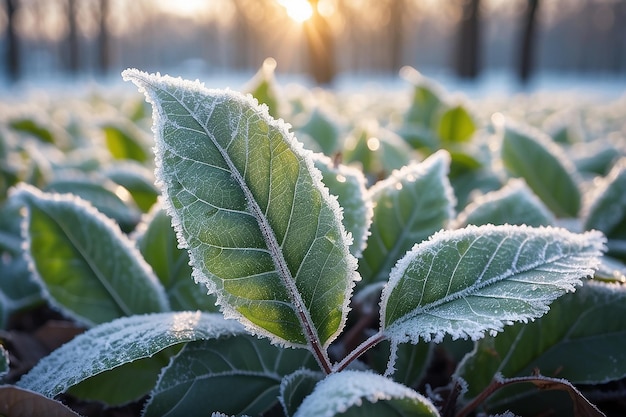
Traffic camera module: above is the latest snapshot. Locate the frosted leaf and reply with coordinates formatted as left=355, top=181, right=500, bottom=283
left=11, top=183, right=169, bottom=326
left=17, top=312, right=244, bottom=398
left=454, top=179, right=555, bottom=228
left=143, top=336, right=316, bottom=417
left=293, top=370, right=439, bottom=417
left=457, top=280, right=626, bottom=400
left=499, top=120, right=582, bottom=218
left=380, top=224, right=606, bottom=344
left=582, top=157, right=626, bottom=238
left=279, top=369, right=324, bottom=417
left=360, top=150, right=456, bottom=285
left=123, top=70, right=358, bottom=363
left=312, top=152, right=373, bottom=257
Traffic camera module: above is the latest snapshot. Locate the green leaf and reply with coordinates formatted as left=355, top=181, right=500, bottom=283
left=44, top=177, right=142, bottom=232
left=105, top=162, right=159, bottom=213
left=13, top=184, right=169, bottom=326
left=343, top=125, right=414, bottom=179
left=449, top=166, right=503, bottom=211
left=456, top=281, right=626, bottom=401
left=135, top=205, right=219, bottom=312
left=123, top=70, right=358, bottom=356
left=401, top=67, right=445, bottom=129
left=297, top=107, right=341, bottom=155
left=292, top=370, right=439, bottom=417
left=380, top=225, right=605, bottom=344
left=66, top=348, right=175, bottom=406
left=448, top=150, right=482, bottom=178
left=16, top=311, right=244, bottom=398
left=0, top=386, right=81, bottom=417
left=144, top=336, right=316, bottom=416
left=359, top=150, right=455, bottom=285
left=582, top=158, right=626, bottom=241
left=313, top=153, right=373, bottom=257
left=500, top=122, right=581, bottom=218
left=397, top=124, right=438, bottom=152
left=280, top=370, right=324, bottom=417
left=244, top=57, right=281, bottom=119
left=101, top=122, right=150, bottom=162
left=436, top=104, right=476, bottom=145
left=9, top=118, right=55, bottom=144
left=573, top=141, right=621, bottom=175
left=455, top=179, right=555, bottom=228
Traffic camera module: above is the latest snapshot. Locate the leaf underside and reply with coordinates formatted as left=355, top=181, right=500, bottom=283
left=381, top=224, right=605, bottom=344
left=123, top=69, right=357, bottom=350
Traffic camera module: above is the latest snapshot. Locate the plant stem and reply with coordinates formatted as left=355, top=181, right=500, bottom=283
left=333, top=331, right=386, bottom=372
left=455, top=374, right=604, bottom=417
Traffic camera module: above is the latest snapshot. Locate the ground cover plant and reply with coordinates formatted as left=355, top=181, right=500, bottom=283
left=0, top=63, right=625, bottom=416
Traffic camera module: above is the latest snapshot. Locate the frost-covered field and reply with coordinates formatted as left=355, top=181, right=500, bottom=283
left=1, top=66, right=625, bottom=416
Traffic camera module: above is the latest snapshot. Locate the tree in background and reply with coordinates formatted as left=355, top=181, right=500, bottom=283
left=455, top=0, right=481, bottom=79
left=305, top=0, right=335, bottom=85
left=518, top=0, right=540, bottom=83
left=65, top=0, right=79, bottom=74
left=4, top=0, right=20, bottom=81
left=389, top=0, right=406, bottom=73
left=98, top=0, right=110, bottom=75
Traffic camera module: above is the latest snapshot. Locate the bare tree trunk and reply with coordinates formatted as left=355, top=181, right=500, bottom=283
left=304, top=0, right=335, bottom=85
left=66, top=0, right=79, bottom=74
left=611, top=1, right=626, bottom=73
left=231, top=0, right=251, bottom=70
left=98, top=0, right=110, bottom=75
left=455, top=0, right=481, bottom=79
left=389, top=0, right=405, bottom=73
left=518, top=0, right=540, bottom=84
left=5, top=0, right=20, bottom=81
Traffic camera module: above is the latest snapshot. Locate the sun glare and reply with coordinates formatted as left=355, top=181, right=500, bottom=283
left=278, top=0, right=314, bottom=23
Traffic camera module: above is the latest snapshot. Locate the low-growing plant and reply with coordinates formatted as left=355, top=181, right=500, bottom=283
left=0, top=67, right=625, bottom=417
